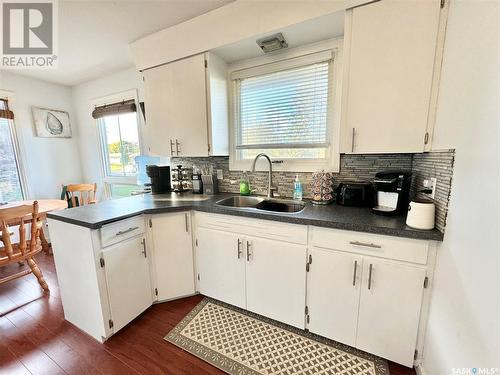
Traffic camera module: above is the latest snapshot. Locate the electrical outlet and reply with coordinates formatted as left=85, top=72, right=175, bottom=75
left=423, top=178, right=437, bottom=199
left=422, top=177, right=437, bottom=199
left=430, top=177, right=437, bottom=199
left=216, top=169, right=223, bottom=180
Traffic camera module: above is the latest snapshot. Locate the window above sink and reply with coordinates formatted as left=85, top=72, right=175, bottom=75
left=228, top=39, right=342, bottom=173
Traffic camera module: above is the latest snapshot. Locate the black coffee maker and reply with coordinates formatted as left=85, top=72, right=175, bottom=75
left=372, top=171, right=412, bottom=215
left=146, top=165, right=171, bottom=194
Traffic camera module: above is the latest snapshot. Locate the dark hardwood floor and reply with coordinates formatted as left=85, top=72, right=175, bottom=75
left=0, top=252, right=416, bottom=375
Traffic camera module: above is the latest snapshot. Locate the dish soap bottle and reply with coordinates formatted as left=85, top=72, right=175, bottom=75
left=240, top=171, right=251, bottom=196
left=293, top=174, right=303, bottom=201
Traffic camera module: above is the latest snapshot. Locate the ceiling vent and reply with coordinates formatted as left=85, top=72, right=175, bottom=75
left=256, top=33, right=288, bottom=53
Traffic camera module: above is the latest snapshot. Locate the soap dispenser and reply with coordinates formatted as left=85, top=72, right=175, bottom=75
left=239, top=171, right=251, bottom=196
left=293, top=174, right=303, bottom=201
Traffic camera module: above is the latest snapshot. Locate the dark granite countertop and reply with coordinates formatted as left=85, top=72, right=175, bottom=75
left=47, top=193, right=444, bottom=241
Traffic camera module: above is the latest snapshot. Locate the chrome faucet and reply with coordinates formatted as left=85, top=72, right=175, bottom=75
left=251, top=153, right=275, bottom=198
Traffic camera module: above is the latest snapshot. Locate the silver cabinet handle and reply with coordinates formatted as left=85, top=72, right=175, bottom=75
left=352, top=260, right=358, bottom=286
left=246, top=241, right=251, bottom=262
left=237, top=239, right=242, bottom=259
left=141, top=238, right=147, bottom=258
left=115, top=226, right=139, bottom=236
left=368, top=263, right=373, bottom=290
left=349, top=241, right=382, bottom=249
left=175, top=139, right=180, bottom=155
left=351, top=128, right=355, bottom=152
left=184, top=213, right=189, bottom=233
left=169, top=139, right=175, bottom=156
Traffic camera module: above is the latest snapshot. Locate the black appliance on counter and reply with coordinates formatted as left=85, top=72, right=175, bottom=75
left=145, top=165, right=171, bottom=194
left=336, top=182, right=373, bottom=207
left=372, top=171, right=412, bottom=215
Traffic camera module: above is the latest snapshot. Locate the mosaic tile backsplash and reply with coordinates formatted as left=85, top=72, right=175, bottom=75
left=412, top=150, right=455, bottom=232
left=171, top=150, right=455, bottom=233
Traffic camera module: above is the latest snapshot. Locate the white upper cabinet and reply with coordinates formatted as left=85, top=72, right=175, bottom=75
left=143, top=52, right=228, bottom=157
left=341, top=0, right=444, bottom=153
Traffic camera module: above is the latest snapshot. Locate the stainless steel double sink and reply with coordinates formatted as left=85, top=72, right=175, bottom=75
left=215, top=196, right=305, bottom=214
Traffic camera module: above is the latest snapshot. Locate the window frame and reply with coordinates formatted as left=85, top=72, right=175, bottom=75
left=0, top=90, right=28, bottom=201
left=228, top=39, right=342, bottom=173
left=92, top=89, right=143, bottom=199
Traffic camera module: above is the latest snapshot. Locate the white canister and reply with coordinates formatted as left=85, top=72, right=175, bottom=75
left=406, top=199, right=435, bottom=230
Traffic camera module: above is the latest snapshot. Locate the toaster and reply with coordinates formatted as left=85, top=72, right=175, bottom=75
left=336, top=182, right=374, bottom=207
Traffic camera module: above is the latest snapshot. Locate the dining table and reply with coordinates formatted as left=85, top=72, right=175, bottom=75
left=0, top=199, right=68, bottom=253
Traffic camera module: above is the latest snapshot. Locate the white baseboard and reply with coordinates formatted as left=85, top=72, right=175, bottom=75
left=415, top=363, right=427, bottom=375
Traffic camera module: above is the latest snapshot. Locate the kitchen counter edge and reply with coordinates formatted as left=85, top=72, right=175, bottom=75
left=46, top=195, right=444, bottom=242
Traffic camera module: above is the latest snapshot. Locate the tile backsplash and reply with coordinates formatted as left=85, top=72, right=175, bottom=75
left=411, top=150, right=455, bottom=233
left=171, top=154, right=414, bottom=198
left=171, top=150, right=455, bottom=233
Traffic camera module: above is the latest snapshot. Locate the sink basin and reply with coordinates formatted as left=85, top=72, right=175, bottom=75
left=215, top=196, right=264, bottom=208
left=215, top=196, right=305, bottom=214
left=255, top=199, right=305, bottom=213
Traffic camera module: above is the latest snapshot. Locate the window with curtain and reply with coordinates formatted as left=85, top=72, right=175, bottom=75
left=93, top=98, right=141, bottom=198
left=0, top=98, right=24, bottom=203
left=231, top=50, right=336, bottom=171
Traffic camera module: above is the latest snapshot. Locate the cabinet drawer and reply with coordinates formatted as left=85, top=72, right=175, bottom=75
left=195, top=212, right=308, bottom=245
left=101, top=216, right=145, bottom=248
left=311, top=227, right=429, bottom=265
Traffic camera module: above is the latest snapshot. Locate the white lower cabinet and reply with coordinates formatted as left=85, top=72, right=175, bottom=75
left=196, top=227, right=246, bottom=308
left=246, top=236, right=307, bottom=328
left=195, top=213, right=308, bottom=328
left=51, top=210, right=434, bottom=367
left=308, top=248, right=362, bottom=347
left=102, top=234, right=152, bottom=334
left=356, top=258, right=426, bottom=366
left=150, top=212, right=195, bottom=301
left=308, top=226, right=430, bottom=367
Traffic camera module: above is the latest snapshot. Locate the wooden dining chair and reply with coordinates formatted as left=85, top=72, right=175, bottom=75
left=0, top=201, right=49, bottom=291
left=65, top=183, right=97, bottom=207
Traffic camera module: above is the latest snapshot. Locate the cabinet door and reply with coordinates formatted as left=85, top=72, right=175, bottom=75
left=245, top=237, right=307, bottom=329
left=143, top=53, right=209, bottom=156
left=308, top=248, right=362, bottom=347
left=356, top=258, right=426, bottom=366
left=151, top=212, right=194, bottom=301
left=196, top=227, right=246, bottom=308
left=343, top=0, right=441, bottom=153
left=102, top=236, right=152, bottom=333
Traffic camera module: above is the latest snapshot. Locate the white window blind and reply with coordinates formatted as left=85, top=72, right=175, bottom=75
left=236, top=60, right=330, bottom=159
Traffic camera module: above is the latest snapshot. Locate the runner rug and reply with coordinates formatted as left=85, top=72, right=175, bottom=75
left=165, top=298, right=389, bottom=375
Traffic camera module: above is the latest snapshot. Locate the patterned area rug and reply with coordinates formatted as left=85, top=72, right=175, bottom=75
left=165, top=298, right=389, bottom=375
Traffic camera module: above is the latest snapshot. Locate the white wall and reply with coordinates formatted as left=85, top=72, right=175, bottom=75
left=423, top=0, right=500, bottom=373
left=131, top=0, right=370, bottom=70
left=71, top=67, right=144, bottom=199
left=0, top=72, right=83, bottom=199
